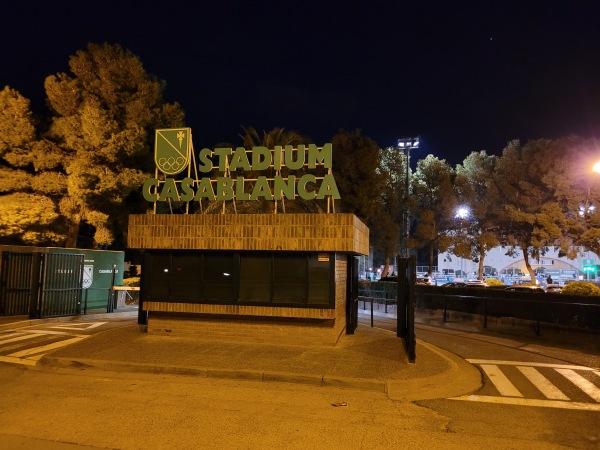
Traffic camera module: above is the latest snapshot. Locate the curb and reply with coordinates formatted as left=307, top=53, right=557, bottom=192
left=38, top=356, right=389, bottom=392
left=0, top=312, right=138, bottom=332
left=386, top=339, right=482, bottom=401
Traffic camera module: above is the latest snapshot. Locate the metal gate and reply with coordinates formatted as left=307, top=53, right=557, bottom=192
left=0, top=252, right=35, bottom=315
left=0, top=251, right=84, bottom=318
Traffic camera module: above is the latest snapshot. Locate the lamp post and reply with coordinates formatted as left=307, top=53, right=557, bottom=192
left=397, top=136, right=420, bottom=258
left=455, top=206, right=470, bottom=279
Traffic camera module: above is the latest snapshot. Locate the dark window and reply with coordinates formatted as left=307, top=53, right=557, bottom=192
left=273, top=255, right=306, bottom=303
left=239, top=255, right=271, bottom=302
left=308, top=254, right=330, bottom=305
left=203, top=254, right=236, bottom=301
left=148, top=254, right=170, bottom=298
left=170, top=254, right=202, bottom=300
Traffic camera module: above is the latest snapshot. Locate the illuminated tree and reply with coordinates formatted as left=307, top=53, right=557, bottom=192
left=541, top=136, right=600, bottom=256
left=490, top=139, right=566, bottom=281
left=371, top=146, right=404, bottom=277
left=44, top=42, right=185, bottom=247
left=0, top=86, right=68, bottom=245
left=453, top=151, right=500, bottom=279
left=411, top=155, right=457, bottom=274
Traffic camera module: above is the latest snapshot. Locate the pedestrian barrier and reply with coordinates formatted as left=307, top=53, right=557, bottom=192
left=358, top=289, right=396, bottom=313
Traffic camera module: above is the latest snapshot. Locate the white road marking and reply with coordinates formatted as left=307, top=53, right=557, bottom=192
left=463, top=359, right=600, bottom=409
left=480, top=364, right=522, bottom=397
left=0, top=333, right=41, bottom=345
left=49, top=322, right=106, bottom=331
left=449, top=395, right=600, bottom=412
left=555, top=368, right=600, bottom=402
left=467, top=359, right=598, bottom=371
left=0, top=356, right=38, bottom=366
left=8, top=336, right=89, bottom=357
left=517, top=366, right=569, bottom=400
left=25, top=330, right=73, bottom=336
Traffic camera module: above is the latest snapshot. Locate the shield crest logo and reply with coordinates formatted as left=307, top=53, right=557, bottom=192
left=155, top=128, right=191, bottom=175
left=82, top=265, right=93, bottom=289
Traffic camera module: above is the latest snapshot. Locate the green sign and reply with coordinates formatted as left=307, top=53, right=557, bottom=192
left=144, top=129, right=341, bottom=205
left=155, top=128, right=191, bottom=175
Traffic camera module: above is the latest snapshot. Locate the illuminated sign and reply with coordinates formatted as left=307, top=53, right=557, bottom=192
left=143, top=128, right=341, bottom=206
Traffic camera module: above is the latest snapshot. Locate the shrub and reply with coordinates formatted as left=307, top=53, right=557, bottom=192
left=484, top=278, right=505, bottom=287
left=123, top=277, right=140, bottom=287
left=561, top=281, right=600, bottom=296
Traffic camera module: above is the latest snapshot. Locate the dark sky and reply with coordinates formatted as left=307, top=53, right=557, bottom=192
left=3, top=0, right=600, bottom=166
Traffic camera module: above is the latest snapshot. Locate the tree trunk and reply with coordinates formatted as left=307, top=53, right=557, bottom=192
left=64, top=217, right=81, bottom=248
left=380, top=255, right=390, bottom=278
left=521, top=246, right=536, bottom=283
left=428, top=244, right=435, bottom=276
left=478, top=247, right=485, bottom=280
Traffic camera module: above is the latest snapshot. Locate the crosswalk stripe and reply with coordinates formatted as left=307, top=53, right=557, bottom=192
left=517, top=366, right=569, bottom=400
left=7, top=336, right=88, bottom=358
left=467, top=359, right=597, bottom=371
left=449, top=395, right=600, bottom=411
left=0, top=356, right=38, bottom=366
left=555, top=368, right=600, bottom=402
left=480, top=364, right=522, bottom=397
left=0, top=333, right=41, bottom=345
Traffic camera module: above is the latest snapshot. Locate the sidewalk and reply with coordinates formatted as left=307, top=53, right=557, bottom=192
left=0, top=307, right=481, bottom=401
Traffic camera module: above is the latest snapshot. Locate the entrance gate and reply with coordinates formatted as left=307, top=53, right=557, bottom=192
left=0, top=252, right=84, bottom=318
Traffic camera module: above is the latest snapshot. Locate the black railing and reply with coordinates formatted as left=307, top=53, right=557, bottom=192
left=362, top=282, right=600, bottom=336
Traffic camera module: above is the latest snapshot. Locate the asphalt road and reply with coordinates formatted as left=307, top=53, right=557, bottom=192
left=0, top=314, right=598, bottom=449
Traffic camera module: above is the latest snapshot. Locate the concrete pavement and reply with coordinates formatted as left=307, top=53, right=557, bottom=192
left=0, top=307, right=482, bottom=401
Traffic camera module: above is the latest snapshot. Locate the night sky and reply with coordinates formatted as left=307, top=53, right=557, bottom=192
left=3, top=0, right=600, bottom=166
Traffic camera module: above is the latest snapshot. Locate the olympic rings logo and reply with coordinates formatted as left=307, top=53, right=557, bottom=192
left=158, top=156, right=187, bottom=174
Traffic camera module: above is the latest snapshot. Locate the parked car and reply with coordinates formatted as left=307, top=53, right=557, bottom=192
left=466, top=279, right=488, bottom=286
left=378, top=275, right=433, bottom=285
left=545, top=284, right=563, bottom=293
left=442, top=281, right=467, bottom=287
left=504, top=285, right=545, bottom=293
left=442, top=280, right=488, bottom=288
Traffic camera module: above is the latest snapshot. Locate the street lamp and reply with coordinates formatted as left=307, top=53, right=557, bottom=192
left=397, top=136, right=420, bottom=258
left=454, top=205, right=471, bottom=278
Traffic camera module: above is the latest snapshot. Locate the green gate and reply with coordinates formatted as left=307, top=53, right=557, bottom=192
left=37, top=253, right=84, bottom=318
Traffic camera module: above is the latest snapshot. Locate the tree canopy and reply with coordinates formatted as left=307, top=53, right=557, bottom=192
left=0, top=43, right=185, bottom=248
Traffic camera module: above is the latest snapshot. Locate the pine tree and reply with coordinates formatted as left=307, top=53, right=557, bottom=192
left=44, top=42, right=185, bottom=247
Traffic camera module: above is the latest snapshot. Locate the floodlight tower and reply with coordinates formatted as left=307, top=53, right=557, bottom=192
left=397, top=136, right=420, bottom=258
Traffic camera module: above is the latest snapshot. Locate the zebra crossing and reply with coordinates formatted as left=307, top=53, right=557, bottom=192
left=450, top=359, right=600, bottom=411
left=0, top=323, right=105, bottom=366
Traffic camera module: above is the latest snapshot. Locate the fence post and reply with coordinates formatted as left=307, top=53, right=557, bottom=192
left=107, top=265, right=116, bottom=313
left=28, top=252, right=42, bottom=319
left=443, top=297, right=447, bottom=322
left=483, top=298, right=488, bottom=329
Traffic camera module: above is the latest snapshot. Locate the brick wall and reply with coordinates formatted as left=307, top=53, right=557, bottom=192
left=128, top=213, right=369, bottom=255
left=147, top=313, right=341, bottom=346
